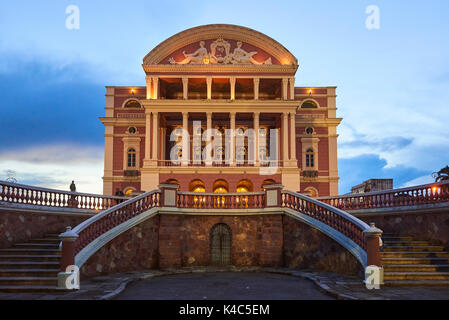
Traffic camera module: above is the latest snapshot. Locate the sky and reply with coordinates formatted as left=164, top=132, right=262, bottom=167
left=0, top=0, right=448, bottom=194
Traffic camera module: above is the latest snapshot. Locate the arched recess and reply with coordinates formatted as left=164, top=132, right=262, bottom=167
left=122, top=98, right=142, bottom=109
left=123, top=186, right=136, bottom=196
left=236, top=179, right=253, bottom=192
left=189, top=179, right=205, bottom=192
left=261, top=179, right=276, bottom=190
left=210, top=223, right=232, bottom=266
left=213, top=179, right=229, bottom=193
left=299, top=99, right=320, bottom=109
left=304, top=186, right=319, bottom=198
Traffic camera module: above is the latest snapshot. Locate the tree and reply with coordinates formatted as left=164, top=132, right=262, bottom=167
left=432, top=166, right=449, bottom=182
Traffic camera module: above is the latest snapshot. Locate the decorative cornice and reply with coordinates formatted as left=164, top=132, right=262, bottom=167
left=142, top=63, right=298, bottom=74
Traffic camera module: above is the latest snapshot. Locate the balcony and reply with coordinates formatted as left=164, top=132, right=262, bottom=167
left=157, top=160, right=284, bottom=168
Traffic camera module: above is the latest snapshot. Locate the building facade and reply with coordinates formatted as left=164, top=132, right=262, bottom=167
left=351, top=179, right=394, bottom=194
left=101, top=24, right=342, bottom=197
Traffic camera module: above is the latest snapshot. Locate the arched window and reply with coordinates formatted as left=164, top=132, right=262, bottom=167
left=304, top=187, right=318, bottom=198
left=124, top=187, right=136, bottom=196
left=190, top=179, right=205, bottom=192
left=127, top=148, right=137, bottom=168
left=306, top=148, right=315, bottom=168
left=213, top=179, right=229, bottom=193
left=301, top=100, right=318, bottom=109
left=124, top=99, right=141, bottom=108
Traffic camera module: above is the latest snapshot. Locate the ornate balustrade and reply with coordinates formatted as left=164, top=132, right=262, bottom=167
left=177, top=191, right=265, bottom=209
left=157, top=160, right=283, bottom=168
left=282, top=190, right=370, bottom=251
left=318, top=181, right=449, bottom=211
left=72, top=190, right=160, bottom=256
left=0, top=180, right=128, bottom=211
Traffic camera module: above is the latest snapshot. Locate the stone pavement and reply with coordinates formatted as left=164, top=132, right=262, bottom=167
left=0, top=267, right=448, bottom=300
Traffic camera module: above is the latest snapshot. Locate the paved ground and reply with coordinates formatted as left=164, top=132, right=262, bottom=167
left=114, top=272, right=333, bottom=300
left=1, top=267, right=449, bottom=300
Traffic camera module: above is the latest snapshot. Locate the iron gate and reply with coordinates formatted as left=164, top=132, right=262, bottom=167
left=210, top=223, right=232, bottom=265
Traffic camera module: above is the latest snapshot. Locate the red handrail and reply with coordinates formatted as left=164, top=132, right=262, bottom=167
left=0, top=180, right=128, bottom=211
left=282, top=190, right=369, bottom=250
left=72, top=190, right=160, bottom=255
left=318, top=181, right=449, bottom=210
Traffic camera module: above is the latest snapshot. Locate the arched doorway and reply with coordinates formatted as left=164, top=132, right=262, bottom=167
left=210, top=223, right=232, bottom=265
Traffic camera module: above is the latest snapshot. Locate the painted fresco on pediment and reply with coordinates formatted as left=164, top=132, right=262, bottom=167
left=165, top=38, right=276, bottom=65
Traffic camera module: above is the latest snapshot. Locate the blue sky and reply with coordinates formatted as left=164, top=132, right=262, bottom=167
left=0, top=0, right=448, bottom=194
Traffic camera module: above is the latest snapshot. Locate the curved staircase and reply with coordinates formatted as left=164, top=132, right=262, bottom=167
left=0, top=233, right=62, bottom=292
left=382, top=234, right=449, bottom=286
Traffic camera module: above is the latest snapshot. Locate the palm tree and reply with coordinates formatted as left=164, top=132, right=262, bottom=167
left=432, top=166, right=449, bottom=182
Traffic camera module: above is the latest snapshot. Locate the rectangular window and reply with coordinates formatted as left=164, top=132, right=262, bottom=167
left=128, top=153, right=136, bottom=167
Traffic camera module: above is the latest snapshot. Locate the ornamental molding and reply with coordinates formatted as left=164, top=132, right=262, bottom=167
left=143, top=24, right=298, bottom=67
left=142, top=63, right=297, bottom=74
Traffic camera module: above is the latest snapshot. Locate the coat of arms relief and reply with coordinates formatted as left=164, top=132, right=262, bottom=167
left=168, top=38, right=272, bottom=65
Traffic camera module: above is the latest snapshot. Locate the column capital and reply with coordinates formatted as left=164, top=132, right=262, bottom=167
left=182, top=111, right=189, bottom=117
left=206, top=111, right=213, bottom=117
left=253, top=111, right=260, bottom=117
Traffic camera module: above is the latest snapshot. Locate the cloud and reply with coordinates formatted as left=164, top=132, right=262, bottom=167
left=0, top=54, right=108, bottom=150
left=338, top=154, right=430, bottom=194
left=0, top=144, right=103, bottom=165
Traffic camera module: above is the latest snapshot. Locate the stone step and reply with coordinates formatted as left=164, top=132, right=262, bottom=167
left=0, top=255, right=61, bottom=262
left=0, top=248, right=61, bottom=255
left=383, top=280, right=449, bottom=287
left=0, top=269, right=59, bottom=277
left=382, top=257, right=449, bottom=265
left=382, top=236, right=413, bottom=241
left=0, top=285, right=68, bottom=293
left=381, top=251, right=449, bottom=258
left=383, top=246, right=445, bottom=252
left=384, top=272, right=449, bottom=281
left=0, top=277, right=58, bottom=286
left=383, top=264, right=449, bottom=272
left=28, top=238, right=60, bottom=244
left=383, top=241, right=430, bottom=246
left=13, top=243, right=60, bottom=249
left=0, top=261, right=60, bottom=269
left=45, top=234, right=62, bottom=238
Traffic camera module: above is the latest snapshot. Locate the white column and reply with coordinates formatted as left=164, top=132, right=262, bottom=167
left=290, top=112, right=297, bottom=161
left=152, top=112, right=159, bottom=161
left=145, top=111, right=152, bottom=159
left=182, top=77, right=189, bottom=100
left=206, top=77, right=212, bottom=100
left=206, top=112, right=212, bottom=165
left=146, top=76, right=152, bottom=100
left=282, top=78, right=289, bottom=100
left=230, top=112, right=236, bottom=165
left=182, top=112, right=189, bottom=166
left=230, top=77, right=236, bottom=100
left=253, top=112, right=260, bottom=165
left=253, top=78, right=260, bottom=100
left=282, top=112, right=289, bottom=163
left=289, top=77, right=295, bottom=100
left=152, top=76, right=159, bottom=99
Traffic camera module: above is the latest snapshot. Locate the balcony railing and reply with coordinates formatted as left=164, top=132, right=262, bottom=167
left=177, top=191, right=265, bottom=209
left=157, top=160, right=284, bottom=167
left=318, top=181, right=449, bottom=211
left=0, top=180, right=128, bottom=211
